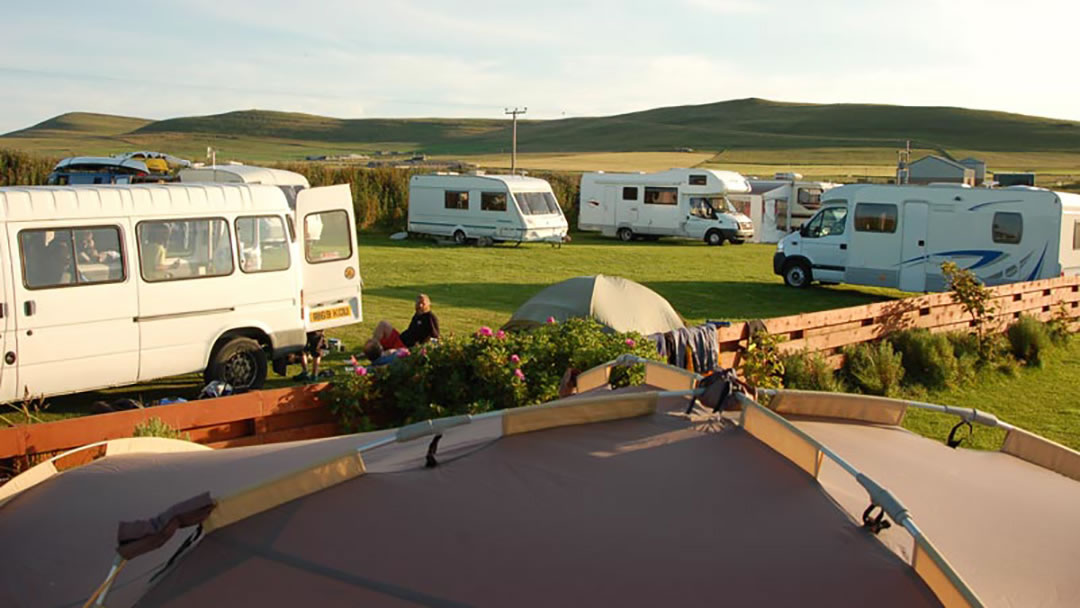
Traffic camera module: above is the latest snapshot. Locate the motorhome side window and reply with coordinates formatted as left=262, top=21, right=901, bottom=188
left=991, top=212, right=1023, bottom=244
left=803, top=206, right=847, bottom=238
left=688, top=175, right=707, bottom=186
left=305, top=210, right=352, bottom=263
left=236, top=216, right=290, bottom=273
left=854, top=203, right=897, bottom=233
left=19, top=226, right=125, bottom=289
left=481, top=192, right=507, bottom=212
left=622, top=187, right=638, bottom=200
left=444, top=191, right=469, bottom=210
left=137, top=219, right=233, bottom=282
left=643, top=187, right=677, bottom=205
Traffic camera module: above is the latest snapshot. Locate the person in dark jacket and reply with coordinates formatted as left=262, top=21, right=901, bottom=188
left=372, top=293, right=441, bottom=349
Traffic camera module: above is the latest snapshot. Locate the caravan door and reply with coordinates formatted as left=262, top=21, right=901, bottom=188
left=297, top=184, right=363, bottom=331
left=899, top=201, right=929, bottom=292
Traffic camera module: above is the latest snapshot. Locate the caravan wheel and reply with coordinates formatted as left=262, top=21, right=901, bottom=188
left=617, top=227, right=634, bottom=242
left=453, top=230, right=467, bottom=245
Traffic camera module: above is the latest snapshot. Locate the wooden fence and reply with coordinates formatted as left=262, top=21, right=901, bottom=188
left=715, top=276, right=1080, bottom=368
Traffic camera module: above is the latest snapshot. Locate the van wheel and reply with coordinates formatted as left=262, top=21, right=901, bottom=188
left=705, top=230, right=725, bottom=246
left=783, top=260, right=812, bottom=289
left=453, top=230, right=467, bottom=245
left=207, top=337, right=267, bottom=390
left=617, top=227, right=634, bottom=242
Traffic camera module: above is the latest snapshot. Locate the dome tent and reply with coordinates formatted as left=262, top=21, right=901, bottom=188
left=502, top=274, right=685, bottom=334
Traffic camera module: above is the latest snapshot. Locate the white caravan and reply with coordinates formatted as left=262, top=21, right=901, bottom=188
left=773, top=184, right=1080, bottom=291
left=0, top=182, right=361, bottom=403
left=578, top=169, right=754, bottom=245
left=408, top=173, right=568, bottom=244
left=729, top=176, right=840, bottom=243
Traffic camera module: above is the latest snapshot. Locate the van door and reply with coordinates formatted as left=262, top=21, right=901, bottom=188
left=0, top=237, right=12, bottom=403
left=616, top=186, right=640, bottom=230
left=8, top=222, right=139, bottom=398
left=297, top=184, right=362, bottom=331
left=899, top=202, right=929, bottom=292
left=800, top=206, right=849, bottom=283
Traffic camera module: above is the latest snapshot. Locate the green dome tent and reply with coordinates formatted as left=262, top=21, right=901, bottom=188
left=502, top=274, right=685, bottom=334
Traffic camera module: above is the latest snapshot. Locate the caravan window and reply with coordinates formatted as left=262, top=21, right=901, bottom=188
left=798, top=188, right=823, bottom=209
left=19, top=226, right=125, bottom=289
left=643, top=187, right=677, bottom=205
left=444, top=191, right=469, bottom=210
left=1074, top=220, right=1080, bottom=250
left=138, top=219, right=233, bottom=282
left=481, top=192, right=507, bottom=212
left=304, top=210, right=352, bottom=263
left=622, top=187, right=638, bottom=200
left=854, top=203, right=897, bottom=233
left=515, top=192, right=561, bottom=215
left=236, top=216, right=290, bottom=273
left=992, top=212, right=1023, bottom=244
left=689, top=175, right=707, bottom=186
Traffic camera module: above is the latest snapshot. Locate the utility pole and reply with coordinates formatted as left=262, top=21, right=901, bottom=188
left=504, top=107, right=526, bottom=174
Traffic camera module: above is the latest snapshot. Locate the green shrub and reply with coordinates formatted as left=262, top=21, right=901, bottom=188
left=324, top=318, right=659, bottom=432
left=841, top=341, right=905, bottom=396
left=1007, top=315, right=1052, bottom=367
left=740, top=331, right=786, bottom=389
left=1046, top=305, right=1075, bottom=346
left=782, top=351, right=843, bottom=392
left=888, top=329, right=959, bottom=389
left=132, top=417, right=190, bottom=441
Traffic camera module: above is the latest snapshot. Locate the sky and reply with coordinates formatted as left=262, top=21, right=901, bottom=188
left=1, top=0, right=1078, bottom=133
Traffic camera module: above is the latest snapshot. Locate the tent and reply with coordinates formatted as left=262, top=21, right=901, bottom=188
left=502, top=274, right=685, bottom=334
left=1, top=361, right=1078, bottom=607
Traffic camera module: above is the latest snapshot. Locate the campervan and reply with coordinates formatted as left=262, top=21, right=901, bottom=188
left=728, top=176, right=839, bottom=243
left=0, top=182, right=361, bottom=403
left=773, top=184, right=1080, bottom=291
left=578, top=169, right=753, bottom=245
left=408, top=173, right=568, bottom=244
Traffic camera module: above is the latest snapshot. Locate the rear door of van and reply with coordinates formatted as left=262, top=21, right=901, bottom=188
left=297, top=184, right=362, bottom=331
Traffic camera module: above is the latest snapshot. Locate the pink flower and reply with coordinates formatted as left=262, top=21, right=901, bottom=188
left=396, top=348, right=410, bottom=358
left=546, top=316, right=557, bottom=324
left=420, top=347, right=427, bottom=356
left=625, top=338, right=636, bottom=347
left=496, top=330, right=506, bottom=340
left=510, top=354, right=521, bottom=364
left=355, top=366, right=368, bottom=376
left=514, top=368, right=525, bottom=381
left=477, top=326, right=493, bottom=337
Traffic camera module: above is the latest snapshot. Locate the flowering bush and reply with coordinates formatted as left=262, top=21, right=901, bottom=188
left=325, top=318, right=661, bottom=432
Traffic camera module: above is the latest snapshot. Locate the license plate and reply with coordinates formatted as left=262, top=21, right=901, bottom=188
left=310, top=305, right=352, bottom=323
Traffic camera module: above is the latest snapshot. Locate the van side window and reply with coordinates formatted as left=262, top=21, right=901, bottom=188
left=854, top=203, right=897, bottom=233
left=688, top=175, right=707, bottom=186
left=622, top=187, right=638, bottom=200
left=19, top=226, right=125, bottom=289
left=304, top=210, right=352, bottom=263
left=481, top=192, right=507, bottom=212
left=444, top=191, right=469, bottom=210
left=992, top=212, right=1023, bottom=244
left=643, top=187, right=677, bottom=205
left=803, top=207, right=847, bottom=238
left=138, top=219, right=233, bottom=282
left=236, top=216, right=290, bottom=273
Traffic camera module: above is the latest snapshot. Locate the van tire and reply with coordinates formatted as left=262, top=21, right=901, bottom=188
left=617, top=227, right=634, bottom=242
left=782, top=260, right=812, bottom=289
left=705, top=230, right=724, bottom=246
left=206, top=337, right=267, bottom=391
left=453, top=230, right=467, bottom=245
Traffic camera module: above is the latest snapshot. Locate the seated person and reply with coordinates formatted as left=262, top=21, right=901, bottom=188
left=372, top=293, right=440, bottom=349
left=363, top=339, right=398, bottom=369
left=140, top=224, right=180, bottom=280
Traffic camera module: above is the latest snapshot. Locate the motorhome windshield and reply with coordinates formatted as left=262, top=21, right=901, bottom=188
left=514, top=191, right=561, bottom=215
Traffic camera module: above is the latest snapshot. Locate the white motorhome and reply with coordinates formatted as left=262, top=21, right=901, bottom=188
left=0, top=182, right=361, bottom=402
left=728, top=176, right=840, bottom=243
left=408, top=173, right=568, bottom=244
left=578, top=169, right=754, bottom=245
left=773, top=184, right=1080, bottom=291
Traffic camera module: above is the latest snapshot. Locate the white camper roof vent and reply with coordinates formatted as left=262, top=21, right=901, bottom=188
left=774, top=172, right=803, bottom=180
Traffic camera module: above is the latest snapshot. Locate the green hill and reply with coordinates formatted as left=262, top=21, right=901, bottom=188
left=3, top=99, right=1080, bottom=161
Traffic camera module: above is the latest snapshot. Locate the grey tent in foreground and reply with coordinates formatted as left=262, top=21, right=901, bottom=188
left=502, top=274, right=685, bottom=334
left=1, top=359, right=1078, bottom=608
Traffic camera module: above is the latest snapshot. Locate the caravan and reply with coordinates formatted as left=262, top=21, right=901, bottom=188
left=773, top=184, right=1080, bottom=291
left=408, top=173, right=568, bottom=244
left=0, top=182, right=361, bottom=402
left=578, top=169, right=754, bottom=244
left=728, top=175, right=839, bottom=243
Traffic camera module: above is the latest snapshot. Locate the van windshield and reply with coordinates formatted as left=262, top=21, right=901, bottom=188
left=514, top=191, right=561, bottom=215
left=696, top=196, right=736, bottom=215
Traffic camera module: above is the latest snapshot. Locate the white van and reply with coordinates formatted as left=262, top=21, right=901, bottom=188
left=578, top=169, right=754, bottom=245
left=408, top=173, right=568, bottom=244
left=0, top=182, right=361, bottom=403
left=729, top=177, right=839, bottom=243
left=774, top=184, right=1080, bottom=291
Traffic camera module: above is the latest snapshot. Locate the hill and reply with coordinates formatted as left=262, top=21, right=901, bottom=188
left=6, top=112, right=153, bottom=137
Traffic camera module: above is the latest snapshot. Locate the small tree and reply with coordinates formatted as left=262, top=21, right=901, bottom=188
left=941, top=261, right=995, bottom=333
left=740, top=331, right=786, bottom=390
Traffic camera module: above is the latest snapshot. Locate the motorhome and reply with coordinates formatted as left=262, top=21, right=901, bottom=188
left=408, top=173, right=568, bottom=244
left=728, top=175, right=839, bottom=243
left=578, top=169, right=753, bottom=245
left=0, top=182, right=361, bottom=403
left=773, top=184, right=1080, bottom=291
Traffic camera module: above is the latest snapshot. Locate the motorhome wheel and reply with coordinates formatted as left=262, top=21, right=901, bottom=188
left=617, top=227, right=634, bottom=242
left=453, top=230, right=467, bottom=245
left=782, top=261, right=812, bottom=289
left=705, top=230, right=724, bottom=246
left=207, top=337, right=268, bottom=390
